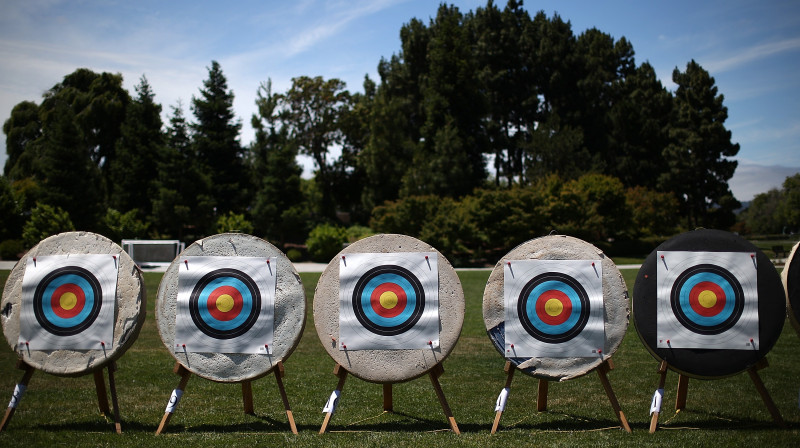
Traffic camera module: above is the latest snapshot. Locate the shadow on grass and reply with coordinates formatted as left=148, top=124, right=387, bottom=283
left=316, top=410, right=473, bottom=434
left=653, top=408, right=792, bottom=432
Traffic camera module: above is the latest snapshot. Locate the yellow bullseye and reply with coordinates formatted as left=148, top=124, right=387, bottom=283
left=697, top=290, right=718, bottom=309
left=59, top=292, right=78, bottom=310
left=544, top=298, right=563, bottom=316
left=379, top=291, right=399, bottom=309
left=216, top=294, right=235, bottom=313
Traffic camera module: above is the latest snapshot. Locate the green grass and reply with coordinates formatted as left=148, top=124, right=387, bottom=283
left=1, top=268, right=799, bottom=447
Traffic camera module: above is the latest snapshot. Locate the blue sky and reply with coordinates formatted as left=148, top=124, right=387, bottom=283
left=1, top=0, right=798, bottom=201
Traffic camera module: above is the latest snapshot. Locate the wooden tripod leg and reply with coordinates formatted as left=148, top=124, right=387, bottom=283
left=93, top=369, right=111, bottom=416
left=274, top=362, right=298, bottom=434
left=649, top=360, right=669, bottom=434
left=107, top=362, right=122, bottom=434
left=0, top=361, right=35, bottom=432
left=747, top=359, right=786, bottom=428
left=597, top=360, right=631, bottom=433
left=242, top=381, right=254, bottom=414
left=383, top=383, right=393, bottom=412
left=675, top=374, right=689, bottom=411
left=491, top=361, right=515, bottom=434
left=156, top=363, right=192, bottom=435
left=429, top=364, right=460, bottom=435
left=537, top=379, right=549, bottom=412
left=319, top=364, right=348, bottom=434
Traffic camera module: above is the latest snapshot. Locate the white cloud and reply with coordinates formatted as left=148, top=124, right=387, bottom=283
left=706, top=37, right=800, bottom=73
left=729, top=162, right=800, bottom=201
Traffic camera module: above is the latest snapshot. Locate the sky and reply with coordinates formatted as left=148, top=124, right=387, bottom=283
left=1, top=0, right=798, bottom=202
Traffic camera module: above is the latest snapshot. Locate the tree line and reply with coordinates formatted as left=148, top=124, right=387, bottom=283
left=1, top=1, right=743, bottom=263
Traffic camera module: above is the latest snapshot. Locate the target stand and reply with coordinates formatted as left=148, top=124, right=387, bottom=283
left=313, top=234, right=464, bottom=434
left=155, top=359, right=296, bottom=435
left=154, top=233, right=305, bottom=435
left=483, top=235, right=632, bottom=434
left=318, top=362, right=459, bottom=435
left=0, top=232, right=146, bottom=434
left=633, top=229, right=786, bottom=433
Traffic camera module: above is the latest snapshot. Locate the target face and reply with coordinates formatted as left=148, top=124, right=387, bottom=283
left=176, top=256, right=275, bottom=354
left=657, top=251, right=758, bottom=349
left=19, top=255, right=118, bottom=350
left=339, top=252, right=439, bottom=350
left=189, top=268, right=261, bottom=339
left=504, top=260, right=604, bottom=358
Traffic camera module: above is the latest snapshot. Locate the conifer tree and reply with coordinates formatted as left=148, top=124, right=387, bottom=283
left=191, top=61, right=246, bottom=215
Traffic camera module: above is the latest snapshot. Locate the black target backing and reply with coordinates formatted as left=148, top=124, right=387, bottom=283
left=632, top=229, right=785, bottom=378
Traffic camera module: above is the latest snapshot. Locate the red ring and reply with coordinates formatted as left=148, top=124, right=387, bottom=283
left=370, top=282, right=407, bottom=318
left=50, top=283, right=86, bottom=319
left=206, top=285, right=244, bottom=321
left=688, top=281, right=726, bottom=317
left=534, top=290, right=572, bottom=326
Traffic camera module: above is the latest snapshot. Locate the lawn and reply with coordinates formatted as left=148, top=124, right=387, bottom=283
left=1, top=268, right=799, bottom=447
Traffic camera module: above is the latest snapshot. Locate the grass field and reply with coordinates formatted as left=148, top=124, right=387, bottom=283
left=1, top=267, right=799, bottom=447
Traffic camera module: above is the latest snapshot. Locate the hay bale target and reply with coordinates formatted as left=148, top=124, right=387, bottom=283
left=1, top=232, right=145, bottom=377
left=780, top=241, right=800, bottom=337
left=313, top=234, right=464, bottom=383
left=155, top=233, right=305, bottom=383
left=483, top=235, right=629, bottom=381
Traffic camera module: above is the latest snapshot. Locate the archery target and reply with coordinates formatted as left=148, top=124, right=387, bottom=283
left=782, top=242, right=800, bottom=337
left=339, top=252, right=439, bottom=350
left=19, top=255, right=118, bottom=350
left=657, top=251, right=758, bottom=350
left=176, top=256, right=275, bottom=354
left=504, top=259, right=604, bottom=358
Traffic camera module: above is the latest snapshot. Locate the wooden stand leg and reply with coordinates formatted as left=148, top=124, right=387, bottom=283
left=537, top=379, right=549, bottom=412
left=156, top=363, right=192, bottom=435
left=107, top=362, right=122, bottom=434
left=675, top=374, right=689, bottom=411
left=0, top=361, right=35, bottom=432
left=383, top=383, right=393, bottom=412
left=491, top=361, right=515, bottom=434
left=649, top=360, right=669, bottom=434
left=319, top=364, right=348, bottom=434
left=274, top=362, right=298, bottom=434
left=93, top=369, right=111, bottom=416
left=597, top=360, right=631, bottom=433
left=747, top=359, right=786, bottom=428
left=242, top=381, right=254, bottom=415
left=429, top=364, right=460, bottom=435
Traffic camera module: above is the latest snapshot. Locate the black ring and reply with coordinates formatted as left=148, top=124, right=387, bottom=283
left=517, top=271, right=590, bottom=344
left=33, top=266, right=103, bottom=336
left=670, top=264, right=744, bottom=335
left=188, top=268, right=261, bottom=339
left=352, top=265, right=425, bottom=336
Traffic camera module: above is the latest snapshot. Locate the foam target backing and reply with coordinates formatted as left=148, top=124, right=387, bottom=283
left=1, top=232, right=146, bottom=376
left=313, top=234, right=464, bottom=384
left=483, top=235, right=629, bottom=381
left=156, top=233, right=306, bottom=383
left=633, top=229, right=785, bottom=379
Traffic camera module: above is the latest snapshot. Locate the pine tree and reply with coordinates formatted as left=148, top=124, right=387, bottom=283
left=109, top=75, right=164, bottom=219
left=660, top=60, right=740, bottom=228
left=250, top=80, right=306, bottom=244
left=191, top=61, right=246, bottom=215
left=152, top=102, right=215, bottom=239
